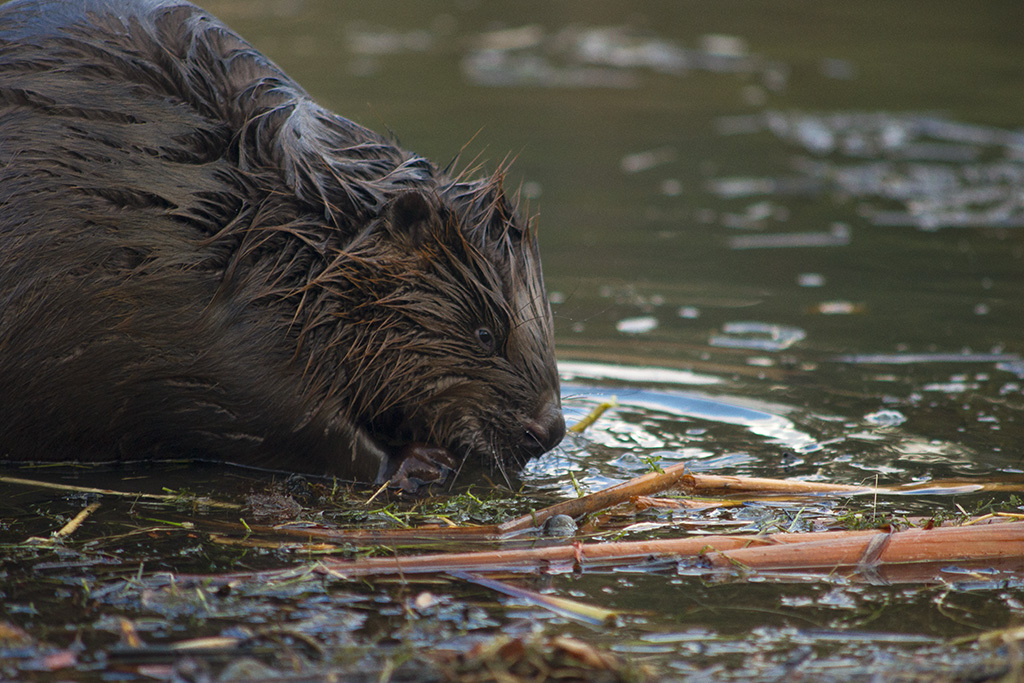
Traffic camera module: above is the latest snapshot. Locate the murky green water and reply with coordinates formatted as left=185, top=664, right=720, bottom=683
left=2, top=0, right=1024, bottom=680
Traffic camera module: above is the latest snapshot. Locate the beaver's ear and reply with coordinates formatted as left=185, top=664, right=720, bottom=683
left=384, top=190, right=440, bottom=248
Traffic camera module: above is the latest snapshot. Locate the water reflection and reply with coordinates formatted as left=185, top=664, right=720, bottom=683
left=713, top=111, right=1024, bottom=230
left=559, top=360, right=721, bottom=386
left=462, top=25, right=774, bottom=89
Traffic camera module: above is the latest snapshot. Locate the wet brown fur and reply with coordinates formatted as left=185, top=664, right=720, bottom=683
left=0, top=0, right=563, bottom=480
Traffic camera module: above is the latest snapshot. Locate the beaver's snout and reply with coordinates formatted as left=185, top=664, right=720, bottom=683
left=520, top=395, right=566, bottom=458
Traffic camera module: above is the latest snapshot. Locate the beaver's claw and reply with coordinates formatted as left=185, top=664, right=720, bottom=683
left=383, top=443, right=457, bottom=493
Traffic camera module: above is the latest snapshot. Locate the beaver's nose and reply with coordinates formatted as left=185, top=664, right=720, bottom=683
left=521, top=397, right=566, bottom=457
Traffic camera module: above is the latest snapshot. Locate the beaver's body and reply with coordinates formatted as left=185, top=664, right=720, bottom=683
left=0, top=0, right=564, bottom=485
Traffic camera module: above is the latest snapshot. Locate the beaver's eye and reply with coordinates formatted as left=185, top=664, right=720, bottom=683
left=475, top=326, right=496, bottom=354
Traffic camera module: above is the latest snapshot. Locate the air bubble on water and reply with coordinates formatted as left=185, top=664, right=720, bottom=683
left=863, top=409, right=907, bottom=427
left=608, top=453, right=655, bottom=472
left=817, top=587, right=859, bottom=610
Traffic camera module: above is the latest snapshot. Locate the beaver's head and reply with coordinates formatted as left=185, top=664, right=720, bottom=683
left=305, top=173, right=564, bottom=480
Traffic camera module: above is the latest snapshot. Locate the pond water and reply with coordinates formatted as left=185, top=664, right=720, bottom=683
left=2, top=0, right=1024, bottom=680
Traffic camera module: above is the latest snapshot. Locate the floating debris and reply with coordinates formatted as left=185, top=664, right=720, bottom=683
left=810, top=300, right=866, bottom=315
left=568, top=397, right=620, bottom=434
left=616, top=315, right=658, bottom=334
left=451, top=572, right=618, bottom=626
left=709, top=321, right=806, bottom=351
left=728, top=222, right=850, bottom=249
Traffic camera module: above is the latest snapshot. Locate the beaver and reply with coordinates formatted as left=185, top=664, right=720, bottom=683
left=0, top=0, right=564, bottom=489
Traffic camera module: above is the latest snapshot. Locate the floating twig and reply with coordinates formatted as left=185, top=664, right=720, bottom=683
left=0, top=474, right=241, bottom=510
left=172, top=520, right=1024, bottom=585
left=303, top=520, right=1024, bottom=584
left=498, top=461, right=693, bottom=534
left=53, top=502, right=101, bottom=539
left=568, top=397, right=619, bottom=434
left=678, top=473, right=869, bottom=496
left=450, top=570, right=618, bottom=625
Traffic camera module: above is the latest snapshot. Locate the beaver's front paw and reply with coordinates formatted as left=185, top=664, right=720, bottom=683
left=382, top=443, right=457, bottom=493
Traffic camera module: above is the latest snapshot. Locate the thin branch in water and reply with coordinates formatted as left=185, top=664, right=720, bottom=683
left=0, top=474, right=241, bottom=510
left=568, top=397, right=619, bottom=434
